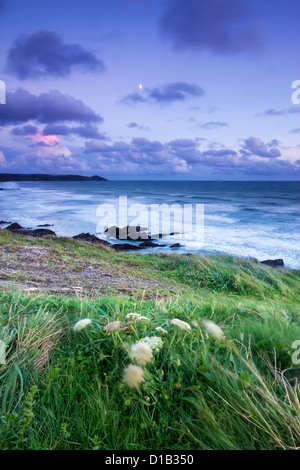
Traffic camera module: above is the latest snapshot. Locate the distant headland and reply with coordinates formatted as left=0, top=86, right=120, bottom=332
left=0, top=173, right=108, bottom=182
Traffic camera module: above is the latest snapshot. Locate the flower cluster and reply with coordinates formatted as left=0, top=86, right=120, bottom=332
left=130, top=341, right=153, bottom=365
left=72, top=309, right=225, bottom=392
left=73, top=319, right=92, bottom=332
left=103, top=321, right=121, bottom=332
left=125, top=313, right=141, bottom=320
left=139, top=336, right=164, bottom=354
left=123, top=365, right=145, bottom=388
left=155, top=327, right=168, bottom=335
left=203, top=320, right=224, bottom=340
left=170, top=318, right=191, bottom=332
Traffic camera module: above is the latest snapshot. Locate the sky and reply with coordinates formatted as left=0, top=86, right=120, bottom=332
left=0, top=0, right=299, bottom=180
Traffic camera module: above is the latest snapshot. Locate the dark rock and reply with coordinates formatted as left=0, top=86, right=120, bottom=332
left=104, top=225, right=180, bottom=241
left=73, top=232, right=110, bottom=246
left=37, top=224, right=53, bottom=227
left=14, top=228, right=57, bottom=237
left=139, top=240, right=166, bottom=247
left=104, top=225, right=149, bottom=240
left=0, top=221, right=11, bottom=224
left=150, top=231, right=180, bottom=239
left=6, top=223, right=23, bottom=231
left=171, top=243, right=181, bottom=248
left=260, top=259, right=284, bottom=268
left=111, top=243, right=144, bottom=252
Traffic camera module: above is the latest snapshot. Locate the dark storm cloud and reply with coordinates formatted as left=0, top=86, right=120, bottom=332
left=0, top=88, right=102, bottom=126
left=243, top=137, right=281, bottom=159
left=6, top=30, right=105, bottom=79
left=121, top=82, right=204, bottom=105
left=160, top=0, right=261, bottom=55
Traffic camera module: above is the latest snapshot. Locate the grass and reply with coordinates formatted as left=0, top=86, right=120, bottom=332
left=0, top=231, right=300, bottom=450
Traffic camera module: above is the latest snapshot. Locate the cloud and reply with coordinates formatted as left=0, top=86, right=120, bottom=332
left=4, top=130, right=89, bottom=173
left=84, top=137, right=168, bottom=166
left=127, top=122, right=150, bottom=131
left=42, top=123, right=106, bottom=139
left=6, top=30, right=105, bottom=79
left=0, top=88, right=102, bottom=126
left=160, top=0, right=261, bottom=55
left=167, top=138, right=203, bottom=163
left=0, top=150, right=7, bottom=166
left=120, top=93, right=147, bottom=105
left=243, top=137, right=281, bottom=159
left=259, top=106, right=300, bottom=116
left=290, top=128, right=300, bottom=134
left=201, top=121, right=228, bottom=130
left=203, top=149, right=237, bottom=158
left=11, top=124, right=38, bottom=136
left=121, top=82, right=204, bottom=105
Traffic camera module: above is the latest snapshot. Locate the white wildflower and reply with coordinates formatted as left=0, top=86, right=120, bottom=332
left=125, top=313, right=141, bottom=320
left=170, top=318, right=191, bottom=332
left=104, top=321, right=121, bottom=332
left=73, top=318, right=92, bottom=332
left=140, top=336, right=164, bottom=353
left=135, top=316, right=150, bottom=323
left=203, top=320, right=224, bottom=340
left=130, top=341, right=153, bottom=365
left=155, top=327, right=168, bottom=335
left=123, top=365, right=145, bottom=388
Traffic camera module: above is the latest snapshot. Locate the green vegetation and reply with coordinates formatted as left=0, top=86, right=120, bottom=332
left=0, top=231, right=300, bottom=450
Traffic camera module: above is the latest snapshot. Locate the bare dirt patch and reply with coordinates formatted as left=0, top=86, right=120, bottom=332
left=0, top=243, right=174, bottom=298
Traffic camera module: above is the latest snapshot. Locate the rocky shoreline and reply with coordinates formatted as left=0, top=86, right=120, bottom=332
left=0, top=220, right=285, bottom=267
left=0, top=222, right=183, bottom=252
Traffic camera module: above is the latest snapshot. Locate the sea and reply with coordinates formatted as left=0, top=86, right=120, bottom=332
left=0, top=180, right=299, bottom=269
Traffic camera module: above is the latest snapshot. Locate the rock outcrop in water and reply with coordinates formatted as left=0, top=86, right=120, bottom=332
left=260, top=259, right=284, bottom=268
left=103, top=225, right=180, bottom=240
left=72, top=232, right=110, bottom=246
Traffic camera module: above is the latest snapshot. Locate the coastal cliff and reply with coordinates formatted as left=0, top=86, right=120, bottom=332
left=0, top=173, right=108, bottom=182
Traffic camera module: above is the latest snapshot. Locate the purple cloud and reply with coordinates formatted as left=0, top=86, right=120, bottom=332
left=261, top=106, right=300, bottom=116
left=121, top=82, right=204, bottom=105
left=243, top=137, right=281, bottom=159
left=201, top=121, right=228, bottom=130
left=42, top=123, right=106, bottom=139
left=6, top=30, right=105, bottom=79
left=0, top=88, right=102, bottom=126
left=127, top=122, right=150, bottom=131
left=160, top=0, right=261, bottom=55
left=11, top=124, right=38, bottom=136
left=203, top=149, right=237, bottom=157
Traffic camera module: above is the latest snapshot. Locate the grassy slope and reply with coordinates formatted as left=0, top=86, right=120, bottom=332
left=0, top=231, right=300, bottom=450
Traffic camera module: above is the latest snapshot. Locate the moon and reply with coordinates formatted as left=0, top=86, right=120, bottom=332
left=138, top=84, right=143, bottom=89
